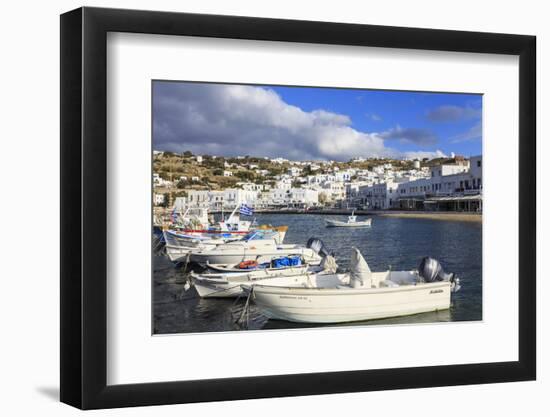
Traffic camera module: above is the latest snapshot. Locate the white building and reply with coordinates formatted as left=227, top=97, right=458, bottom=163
left=223, top=170, right=233, bottom=177
left=321, top=182, right=347, bottom=203
left=153, top=193, right=165, bottom=206
left=335, top=170, right=352, bottom=182
left=269, top=188, right=289, bottom=206
left=186, top=190, right=210, bottom=207
left=357, top=180, right=400, bottom=209
left=265, top=187, right=319, bottom=207
left=185, top=188, right=259, bottom=209
left=394, top=156, right=482, bottom=211
left=237, top=182, right=265, bottom=192
left=288, top=188, right=319, bottom=207
left=275, top=177, right=293, bottom=189
left=173, top=197, right=187, bottom=211
left=153, top=173, right=173, bottom=187
left=222, top=189, right=259, bottom=208
left=287, top=166, right=302, bottom=177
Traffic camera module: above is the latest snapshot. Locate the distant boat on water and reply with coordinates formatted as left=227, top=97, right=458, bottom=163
left=325, top=211, right=372, bottom=227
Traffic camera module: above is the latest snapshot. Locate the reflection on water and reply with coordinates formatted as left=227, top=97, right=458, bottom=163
left=153, top=214, right=482, bottom=334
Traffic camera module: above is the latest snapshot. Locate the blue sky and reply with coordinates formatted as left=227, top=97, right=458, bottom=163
left=153, top=81, right=482, bottom=161
left=269, top=86, right=482, bottom=156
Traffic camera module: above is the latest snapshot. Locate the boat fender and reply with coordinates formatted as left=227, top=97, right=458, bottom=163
left=238, top=260, right=258, bottom=270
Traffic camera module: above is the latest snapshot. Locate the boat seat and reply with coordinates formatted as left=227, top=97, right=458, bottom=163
left=379, top=280, right=399, bottom=288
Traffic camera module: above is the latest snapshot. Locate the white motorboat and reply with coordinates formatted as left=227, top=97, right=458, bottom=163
left=191, top=266, right=309, bottom=298
left=325, top=211, right=372, bottom=227
left=206, top=254, right=306, bottom=273
left=165, top=226, right=288, bottom=263
left=189, top=232, right=321, bottom=266
left=164, top=205, right=253, bottom=248
left=192, top=255, right=338, bottom=298
left=243, top=249, right=460, bottom=324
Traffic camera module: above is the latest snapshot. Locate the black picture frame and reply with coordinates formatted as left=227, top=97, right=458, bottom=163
left=60, top=6, right=536, bottom=410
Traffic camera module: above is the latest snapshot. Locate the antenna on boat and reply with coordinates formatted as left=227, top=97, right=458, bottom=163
left=228, top=204, right=239, bottom=221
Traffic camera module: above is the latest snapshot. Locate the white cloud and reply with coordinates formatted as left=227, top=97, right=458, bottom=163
left=403, top=150, right=447, bottom=160
left=153, top=83, right=440, bottom=161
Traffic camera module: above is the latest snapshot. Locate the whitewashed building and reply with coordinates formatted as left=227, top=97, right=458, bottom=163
left=173, top=197, right=187, bottom=211
left=222, top=189, right=259, bottom=208
left=287, top=166, right=302, bottom=177
left=335, top=170, right=353, bottom=182
left=185, top=188, right=259, bottom=209
left=287, top=188, right=319, bottom=207
left=264, top=187, right=319, bottom=208
left=153, top=193, right=165, bottom=206
left=394, top=156, right=482, bottom=211
left=357, top=180, right=401, bottom=209
left=186, top=190, right=211, bottom=207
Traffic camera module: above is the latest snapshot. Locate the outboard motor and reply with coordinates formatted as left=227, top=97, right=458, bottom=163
left=418, top=257, right=460, bottom=292
left=306, top=237, right=332, bottom=258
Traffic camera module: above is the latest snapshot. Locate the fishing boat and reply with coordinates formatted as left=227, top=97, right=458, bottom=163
left=206, top=254, right=305, bottom=273
left=192, top=253, right=338, bottom=298
left=325, top=211, right=372, bottom=227
left=243, top=249, right=460, bottom=324
left=188, top=228, right=321, bottom=266
left=165, top=205, right=253, bottom=245
left=165, top=226, right=288, bottom=263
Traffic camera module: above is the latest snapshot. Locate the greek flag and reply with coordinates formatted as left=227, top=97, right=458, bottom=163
left=170, top=207, right=178, bottom=222
left=239, top=204, right=254, bottom=216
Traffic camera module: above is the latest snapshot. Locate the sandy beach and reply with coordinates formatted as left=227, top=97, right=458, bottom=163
left=379, top=212, right=482, bottom=223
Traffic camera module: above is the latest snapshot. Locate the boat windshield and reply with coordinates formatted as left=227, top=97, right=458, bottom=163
left=243, top=230, right=276, bottom=241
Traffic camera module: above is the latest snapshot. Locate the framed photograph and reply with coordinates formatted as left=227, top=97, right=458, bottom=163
left=60, top=6, right=536, bottom=409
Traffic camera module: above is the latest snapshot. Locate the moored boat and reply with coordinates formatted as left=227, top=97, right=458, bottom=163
left=325, top=211, right=372, bottom=227
left=243, top=249, right=460, bottom=324
left=191, top=258, right=337, bottom=298
left=187, top=227, right=321, bottom=265
left=164, top=226, right=288, bottom=263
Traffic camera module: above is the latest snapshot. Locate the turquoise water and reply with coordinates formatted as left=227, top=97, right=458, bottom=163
left=153, top=214, right=482, bottom=334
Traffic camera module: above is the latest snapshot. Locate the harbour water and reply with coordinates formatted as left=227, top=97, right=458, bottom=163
left=153, top=213, right=482, bottom=334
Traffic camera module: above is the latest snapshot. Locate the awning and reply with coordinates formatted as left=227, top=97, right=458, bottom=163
left=424, top=194, right=482, bottom=203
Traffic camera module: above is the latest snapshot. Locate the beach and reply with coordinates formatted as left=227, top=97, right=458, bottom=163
left=378, top=211, right=482, bottom=223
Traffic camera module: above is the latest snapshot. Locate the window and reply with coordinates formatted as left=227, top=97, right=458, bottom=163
left=477, top=160, right=481, bottom=168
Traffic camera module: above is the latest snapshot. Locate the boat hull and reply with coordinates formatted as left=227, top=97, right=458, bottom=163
left=190, top=247, right=321, bottom=266
left=325, top=218, right=372, bottom=227
left=250, top=281, right=451, bottom=323
left=163, top=230, right=237, bottom=248
left=165, top=244, right=196, bottom=262
left=192, top=267, right=310, bottom=298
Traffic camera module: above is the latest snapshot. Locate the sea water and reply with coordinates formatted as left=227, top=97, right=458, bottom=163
left=153, top=214, right=482, bottom=334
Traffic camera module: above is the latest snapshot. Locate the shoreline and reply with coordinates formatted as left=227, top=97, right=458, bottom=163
left=377, top=212, right=482, bottom=223
left=207, top=209, right=483, bottom=222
